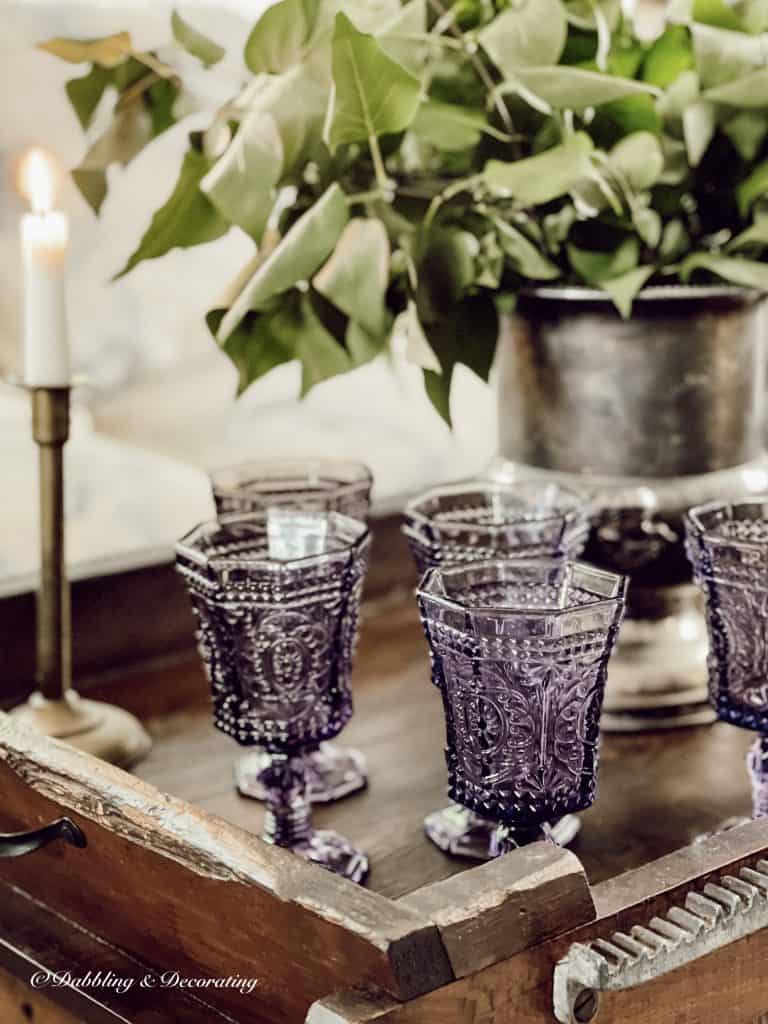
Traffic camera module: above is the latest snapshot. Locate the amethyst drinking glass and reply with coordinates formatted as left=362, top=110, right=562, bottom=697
left=210, top=459, right=373, bottom=805
left=176, top=510, right=370, bottom=882
left=685, top=498, right=768, bottom=823
left=418, top=559, right=627, bottom=853
left=403, top=480, right=592, bottom=858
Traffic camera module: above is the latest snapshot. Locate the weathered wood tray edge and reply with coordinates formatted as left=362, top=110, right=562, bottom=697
left=0, top=713, right=597, bottom=1023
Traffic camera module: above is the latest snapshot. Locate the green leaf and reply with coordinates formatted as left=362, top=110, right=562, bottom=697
left=478, top=0, right=567, bottom=76
left=411, top=100, right=501, bottom=151
left=642, top=25, right=694, bottom=88
left=72, top=104, right=153, bottom=213
left=740, top=0, right=768, bottom=33
left=602, top=265, right=655, bottom=317
left=484, top=133, right=595, bottom=205
left=658, top=68, right=700, bottom=122
left=660, top=219, right=690, bottom=261
left=692, top=0, right=744, bottom=31
left=171, top=11, right=225, bottom=67
left=692, top=24, right=766, bottom=88
left=201, top=112, right=283, bottom=241
left=634, top=207, right=662, bottom=247
left=737, top=158, right=768, bottom=214
left=328, top=12, right=422, bottom=151
left=421, top=294, right=499, bottom=426
left=417, top=227, right=479, bottom=316
left=563, top=0, right=622, bottom=32
left=723, top=109, right=768, bottom=160
left=683, top=99, right=716, bottom=165
left=589, top=95, right=662, bottom=149
left=65, top=64, right=113, bottom=130
left=378, top=0, right=427, bottom=74
left=207, top=305, right=296, bottom=396
left=568, top=237, right=640, bottom=283
left=313, top=218, right=390, bottom=336
left=296, top=294, right=354, bottom=396
left=217, top=183, right=349, bottom=341
left=680, top=252, right=768, bottom=288
left=402, top=301, right=440, bottom=372
left=244, top=0, right=319, bottom=74
left=423, top=368, right=452, bottom=426
left=346, top=320, right=388, bottom=366
left=510, top=67, right=658, bottom=111
left=71, top=169, right=108, bottom=214
left=609, top=131, right=665, bottom=189
left=492, top=218, right=560, bottom=279
left=703, top=67, right=768, bottom=106
left=145, top=76, right=179, bottom=136
left=241, top=66, right=328, bottom=173
left=38, top=32, right=133, bottom=67
left=115, top=147, right=229, bottom=278
left=727, top=218, right=768, bottom=250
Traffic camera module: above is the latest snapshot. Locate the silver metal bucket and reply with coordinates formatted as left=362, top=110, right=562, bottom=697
left=491, top=285, right=768, bottom=730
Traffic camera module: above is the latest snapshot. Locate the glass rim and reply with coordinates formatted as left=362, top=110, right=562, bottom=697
left=404, top=481, right=590, bottom=535
left=417, top=557, right=627, bottom=618
left=209, top=457, right=373, bottom=500
left=176, top=510, right=370, bottom=573
left=686, top=496, right=768, bottom=554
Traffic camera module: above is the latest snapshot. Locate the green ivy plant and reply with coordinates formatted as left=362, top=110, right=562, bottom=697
left=42, top=0, right=768, bottom=422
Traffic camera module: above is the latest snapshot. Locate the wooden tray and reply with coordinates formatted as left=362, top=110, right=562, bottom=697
left=1, top=588, right=768, bottom=1024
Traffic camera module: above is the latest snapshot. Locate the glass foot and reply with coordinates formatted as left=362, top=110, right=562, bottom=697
left=289, top=830, right=369, bottom=883
left=236, top=743, right=368, bottom=804
left=424, top=804, right=581, bottom=859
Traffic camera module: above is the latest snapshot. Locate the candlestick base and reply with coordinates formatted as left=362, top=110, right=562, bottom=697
left=10, top=691, right=151, bottom=769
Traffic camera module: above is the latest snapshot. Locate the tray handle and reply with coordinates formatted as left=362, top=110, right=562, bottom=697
left=553, top=857, right=768, bottom=1023
left=0, top=817, right=86, bottom=859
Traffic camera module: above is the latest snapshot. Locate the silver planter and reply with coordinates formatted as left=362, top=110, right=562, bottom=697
left=491, top=285, right=768, bottom=731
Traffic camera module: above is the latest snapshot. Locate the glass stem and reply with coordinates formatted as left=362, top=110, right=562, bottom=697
left=748, top=735, right=768, bottom=820
left=260, top=753, right=314, bottom=848
left=492, top=823, right=549, bottom=856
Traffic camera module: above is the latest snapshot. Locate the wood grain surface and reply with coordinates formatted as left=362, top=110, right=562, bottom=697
left=0, top=715, right=453, bottom=1023
left=308, top=819, right=768, bottom=1024
left=397, top=841, right=595, bottom=978
left=131, top=594, right=755, bottom=900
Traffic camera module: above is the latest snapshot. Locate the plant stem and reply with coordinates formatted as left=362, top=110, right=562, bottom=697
left=368, top=133, right=391, bottom=195
left=423, top=174, right=481, bottom=233
left=425, top=0, right=522, bottom=160
left=347, top=188, right=386, bottom=204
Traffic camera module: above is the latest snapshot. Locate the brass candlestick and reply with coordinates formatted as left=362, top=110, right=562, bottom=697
left=11, top=384, right=152, bottom=769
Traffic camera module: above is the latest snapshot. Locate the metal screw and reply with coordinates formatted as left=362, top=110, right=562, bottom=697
left=573, top=987, right=599, bottom=1023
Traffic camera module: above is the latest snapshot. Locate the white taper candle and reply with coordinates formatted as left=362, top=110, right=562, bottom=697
left=18, top=148, right=71, bottom=387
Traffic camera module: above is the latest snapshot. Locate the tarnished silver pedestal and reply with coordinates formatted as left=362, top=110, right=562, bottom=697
left=492, top=285, right=767, bottom=731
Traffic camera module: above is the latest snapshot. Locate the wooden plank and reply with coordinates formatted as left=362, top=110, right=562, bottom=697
left=307, top=930, right=768, bottom=1024
left=0, top=716, right=453, bottom=1024
left=0, top=882, right=233, bottom=1024
left=397, top=842, right=595, bottom=978
left=307, top=819, right=768, bottom=1024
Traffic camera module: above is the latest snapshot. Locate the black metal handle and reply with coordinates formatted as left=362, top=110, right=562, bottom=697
left=0, top=818, right=86, bottom=858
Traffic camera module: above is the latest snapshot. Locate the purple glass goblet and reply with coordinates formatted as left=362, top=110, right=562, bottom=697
left=176, top=510, right=370, bottom=882
left=403, top=481, right=592, bottom=858
left=210, top=458, right=373, bottom=805
left=418, top=559, right=627, bottom=854
left=685, top=498, right=768, bottom=824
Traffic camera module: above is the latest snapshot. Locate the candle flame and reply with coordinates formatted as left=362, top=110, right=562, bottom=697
left=18, top=147, right=58, bottom=215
